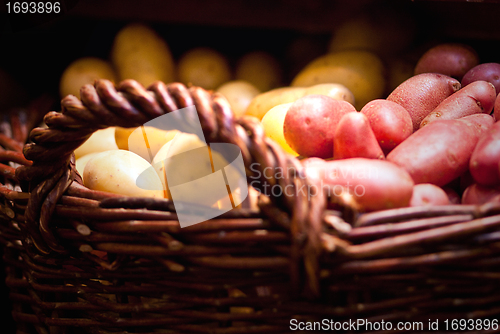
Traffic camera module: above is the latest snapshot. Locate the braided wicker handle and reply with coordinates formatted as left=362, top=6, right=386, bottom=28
left=15, top=79, right=326, bottom=297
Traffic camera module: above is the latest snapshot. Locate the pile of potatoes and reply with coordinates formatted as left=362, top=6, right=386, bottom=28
left=278, top=43, right=500, bottom=213
left=74, top=125, right=245, bottom=210
left=59, top=22, right=284, bottom=120
left=60, top=11, right=500, bottom=214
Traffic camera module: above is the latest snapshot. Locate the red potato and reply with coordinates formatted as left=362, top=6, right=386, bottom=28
left=302, top=157, right=414, bottom=212
left=462, top=63, right=500, bottom=95
left=284, top=94, right=356, bottom=159
left=414, top=43, right=479, bottom=81
left=360, top=99, right=413, bottom=153
left=409, top=183, right=450, bottom=207
left=495, top=93, right=500, bottom=121
left=462, top=183, right=500, bottom=205
left=387, top=114, right=494, bottom=187
left=387, top=73, right=461, bottom=132
left=333, top=112, right=384, bottom=160
left=420, top=80, right=496, bottom=128
left=469, top=120, right=500, bottom=186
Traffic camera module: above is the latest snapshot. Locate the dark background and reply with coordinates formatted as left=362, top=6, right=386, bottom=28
left=1, top=0, right=500, bottom=332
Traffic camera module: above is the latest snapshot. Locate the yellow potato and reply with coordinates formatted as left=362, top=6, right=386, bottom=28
left=111, top=23, right=175, bottom=87
left=74, top=127, right=119, bottom=160
left=127, top=126, right=178, bottom=162
left=59, top=57, right=117, bottom=99
left=260, top=103, right=298, bottom=156
left=235, top=51, right=283, bottom=92
left=83, top=149, right=164, bottom=198
left=177, top=47, right=231, bottom=90
left=291, top=50, right=386, bottom=110
left=245, top=83, right=355, bottom=120
left=75, top=152, right=102, bottom=181
left=114, top=127, right=135, bottom=150
left=216, top=80, right=261, bottom=118
left=304, top=83, right=355, bottom=107
left=245, top=87, right=306, bottom=120
left=152, top=132, right=243, bottom=207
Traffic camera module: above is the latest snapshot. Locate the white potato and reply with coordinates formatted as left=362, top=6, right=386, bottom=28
left=216, top=80, right=261, bottom=117
left=74, top=127, right=119, bottom=160
left=75, top=152, right=102, bottom=182
left=152, top=132, right=244, bottom=207
left=83, top=149, right=164, bottom=198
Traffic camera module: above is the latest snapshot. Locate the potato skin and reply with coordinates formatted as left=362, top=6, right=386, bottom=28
left=245, top=87, right=306, bottom=120
left=333, top=112, right=384, bottom=160
left=284, top=95, right=356, bottom=158
left=420, top=81, right=496, bottom=128
left=494, top=93, right=500, bottom=122
left=302, top=157, right=414, bottom=212
left=360, top=99, right=413, bottom=153
left=387, top=114, right=494, bottom=186
left=462, top=63, right=500, bottom=95
left=245, top=83, right=354, bottom=120
left=462, top=183, right=500, bottom=205
left=409, top=183, right=450, bottom=207
left=414, top=43, right=479, bottom=81
left=387, top=73, right=461, bottom=132
left=469, top=120, right=500, bottom=186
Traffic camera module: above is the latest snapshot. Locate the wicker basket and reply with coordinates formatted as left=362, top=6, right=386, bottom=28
left=2, top=79, right=500, bottom=334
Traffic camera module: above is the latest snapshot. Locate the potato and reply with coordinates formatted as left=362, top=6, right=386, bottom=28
left=462, top=63, right=500, bottom=95
left=494, top=91, right=500, bottom=122
left=302, top=157, right=414, bottom=212
left=462, top=183, right=500, bottom=205
left=260, top=102, right=298, bottom=156
left=387, top=114, right=494, bottom=186
left=245, top=83, right=354, bottom=120
left=469, top=120, right=500, bottom=186
left=84, top=149, right=164, bottom=198
left=177, top=47, right=231, bottom=90
left=74, top=127, right=119, bottom=160
left=291, top=50, right=386, bottom=110
left=420, top=81, right=496, bottom=128
left=128, top=126, right=178, bottom=163
left=75, top=152, right=102, bottom=181
left=360, top=99, right=413, bottom=153
left=235, top=51, right=283, bottom=92
left=284, top=95, right=356, bottom=158
left=115, top=127, right=135, bottom=150
left=409, top=183, right=450, bottom=207
left=304, top=83, right=355, bottom=106
left=245, top=87, right=306, bottom=120
left=60, top=57, right=117, bottom=99
left=216, top=80, right=261, bottom=117
left=387, top=73, right=461, bottom=132
left=333, top=112, right=384, bottom=160
left=152, top=132, right=243, bottom=206
left=414, top=43, right=479, bottom=81
left=111, top=23, right=175, bottom=87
